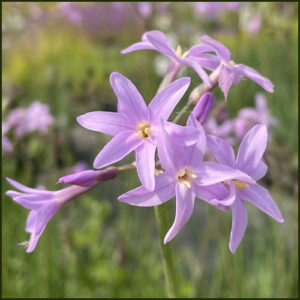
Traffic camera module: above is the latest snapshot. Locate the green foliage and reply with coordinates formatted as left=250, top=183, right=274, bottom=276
left=2, top=2, right=298, bottom=298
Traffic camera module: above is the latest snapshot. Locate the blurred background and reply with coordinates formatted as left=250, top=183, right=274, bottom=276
left=2, top=2, right=298, bottom=298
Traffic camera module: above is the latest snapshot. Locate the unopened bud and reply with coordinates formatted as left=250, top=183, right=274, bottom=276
left=59, top=167, right=117, bottom=187
left=191, top=92, right=214, bottom=124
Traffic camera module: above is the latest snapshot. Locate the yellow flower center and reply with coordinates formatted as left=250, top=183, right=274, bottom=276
left=177, top=168, right=197, bottom=188
left=137, top=122, right=152, bottom=139
left=233, top=179, right=249, bottom=189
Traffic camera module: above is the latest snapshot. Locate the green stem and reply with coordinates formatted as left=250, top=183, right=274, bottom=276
left=154, top=205, right=177, bottom=298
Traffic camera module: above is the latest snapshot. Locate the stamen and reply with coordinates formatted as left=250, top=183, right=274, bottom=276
left=177, top=168, right=197, bottom=188
left=176, top=45, right=182, bottom=57
left=233, top=180, right=249, bottom=189
left=137, top=122, right=151, bottom=139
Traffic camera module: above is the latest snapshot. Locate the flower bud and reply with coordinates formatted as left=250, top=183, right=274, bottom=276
left=191, top=92, right=214, bottom=124
left=59, top=167, right=117, bottom=187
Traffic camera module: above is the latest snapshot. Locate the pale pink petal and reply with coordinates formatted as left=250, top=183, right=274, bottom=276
left=218, top=65, right=235, bottom=100
left=247, top=161, right=268, bottom=181
left=135, top=141, right=156, bottom=191
left=239, top=183, right=284, bottom=223
left=206, top=135, right=235, bottom=167
left=110, top=72, right=149, bottom=123
left=164, top=183, right=195, bottom=243
left=93, top=131, right=143, bottom=168
left=196, top=161, right=255, bottom=186
left=118, top=173, right=175, bottom=206
left=200, top=35, right=231, bottom=62
left=229, top=197, right=248, bottom=253
left=76, top=111, right=132, bottom=136
left=149, top=77, right=190, bottom=121
left=236, top=124, right=268, bottom=174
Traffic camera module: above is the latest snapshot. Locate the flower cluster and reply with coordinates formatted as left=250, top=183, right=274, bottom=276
left=6, top=30, right=283, bottom=253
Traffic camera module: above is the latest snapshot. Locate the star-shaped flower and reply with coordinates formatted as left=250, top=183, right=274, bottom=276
left=121, top=30, right=220, bottom=88
left=207, top=124, right=284, bottom=253
left=118, top=117, right=254, bottom=243
left=198, top=34, right=274, bottom=100
left=77, top=72, right=193, bottom=191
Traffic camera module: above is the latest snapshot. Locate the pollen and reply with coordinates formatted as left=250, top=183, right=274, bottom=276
left=177, top=168, right=197, bottom=188
left=137, top=122, right=151, bottom=139
left=233, top=179, right=249, bottom=189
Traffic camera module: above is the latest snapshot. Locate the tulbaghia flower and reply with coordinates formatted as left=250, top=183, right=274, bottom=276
left=191, top=92, right=214, bottom=124
left=77, top=72, right=193, bottom=191
left=204, top=118, right=235, bottom=144
left=207, top=124, right=284, bottom=253
left=119, top=117, right=254, bottom=243
left=234, top=93, right=278, bottom=140
left=121, top=30, right=219, bottom=87
left=199, top=35, right=274, bottom=100
left=6, top=168, right=117, bottom=252
left=25, top=101, right=54, bottom=134
left=6, top=101, right=54, bottom=137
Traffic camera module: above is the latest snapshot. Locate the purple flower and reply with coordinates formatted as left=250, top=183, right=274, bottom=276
left=207, top=124, right=284, bottom=253
left=2, top=122, right=13, bottom=154
left=191, top=92, right=214, bottom=124
left=234, top=93, right=279, bottom=140
left=6, top=101, right=54, bottom=137
left=136, top=2, right=152, bottom=19
left=6, top=168, right=117, bottom=252
left=121, top=30, right=219, bottom=87
left=77, top=72, right=192, bottom=191
left=199, top=35, right=274, bottom=100
left=25, top=101, right=54, bottom=134
left=118, top=117, right=254, bottom=243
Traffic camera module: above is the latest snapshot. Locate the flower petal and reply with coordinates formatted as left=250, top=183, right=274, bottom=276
left=118, top=173, right=175, bottom=206
left=164, top=183, right=195, bottom=243
left=121, top=42, right=156, bottom=54
left=195, top=161, right=255, bottom=186
left=149, top=77, right=191, bottom=121
left=157, top=121, right=186, bottom=174
left=76, top=111, right=132, bottom=136
left=210, top=181, right=236, bottom=206
left=200, top=35, right=231, bottom=62
left=185, top=115, right=207, bottom=168
left=93, top=131, right=143, bottom=168
left=247, top=161, right=268, bottom=181
left=144, top=30, right=177, bottom=59
left=229, top=197, right=248, bottom=253
left=6, top=177, right=52, bottom=195
left=164, top=120, right=201, bottom=147
left=233, top=64, right=274, bottom=93
left=193, top=183, right=230, bottom=211
left=135, top=141, right=156, bottom=191
left=206, top=135, right=235, bottom=167
left=35, top=202, right=59, bottom=236
left=181, top=57, right=212, bottom=88
left=239, top=183, right=284, bottom=223
left=218, top=65, right=235, bottom=100
left=236, top=124, right=268, bottom=174
left=110, top=72, right=149, bottom=123
left=26, top=210, right=37, bottom=233
left=26, top=231, right=43, bottom=253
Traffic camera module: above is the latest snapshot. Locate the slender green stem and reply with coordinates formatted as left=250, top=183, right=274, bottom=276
left=154, top=205, right=176, bottom=298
